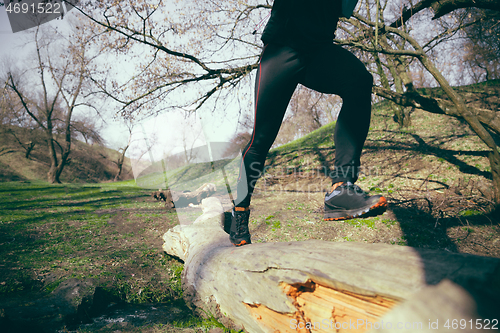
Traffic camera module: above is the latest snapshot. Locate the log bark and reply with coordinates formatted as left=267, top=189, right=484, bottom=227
left=163, top=198, right=500, bottom=333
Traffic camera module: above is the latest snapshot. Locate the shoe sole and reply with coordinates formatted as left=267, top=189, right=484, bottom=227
left=324, top=196, right=388, bottom=221
left=231, top=240, right=250, bottom=247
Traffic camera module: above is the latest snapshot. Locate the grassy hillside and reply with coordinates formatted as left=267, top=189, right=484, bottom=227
left=0, top=126, right=133, bottom=183
left=264, top=80, right=498, bottom=199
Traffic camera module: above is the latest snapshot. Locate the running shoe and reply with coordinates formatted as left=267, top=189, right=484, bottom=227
left=324, top=182, right=387, bottom=220
left=230, top=207, right=251, bottom=246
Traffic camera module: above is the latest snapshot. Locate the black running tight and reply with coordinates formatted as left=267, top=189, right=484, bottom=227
left=235, top=43, right=373, bottom=207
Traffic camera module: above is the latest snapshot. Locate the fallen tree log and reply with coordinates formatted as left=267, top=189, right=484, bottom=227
left=163, top=197, right=500, bottom=333
left=152, top=183, right=216, bottom=208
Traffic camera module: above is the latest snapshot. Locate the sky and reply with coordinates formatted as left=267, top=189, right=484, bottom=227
left=0, top=4, right=247, bottom=168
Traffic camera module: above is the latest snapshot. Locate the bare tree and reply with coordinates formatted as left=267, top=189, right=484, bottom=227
left=274, top=87, right=339, bottom=147
left=222, top=112, right=253, bottom=158
left=3, top=22, right=106, bottom=183
left=223, top=131, right=252, bottom=159
left=460, top=9, right=500, bottom=82
left=0, top=87, right=41, bottom=158
left=111, top=118, right=144, bottom=181
left=71, top=116, right=103, bottom=146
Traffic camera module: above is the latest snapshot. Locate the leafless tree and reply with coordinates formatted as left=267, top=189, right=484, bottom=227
left=111, top=120, right=133, bottom=181
left=0, top=87, right=41, bottom=158
left=460, top=9, right=500, bottom=82
left=3, top=22, right=106, bottom=183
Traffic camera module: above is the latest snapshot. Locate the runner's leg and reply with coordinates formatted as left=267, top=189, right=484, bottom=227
left=300, top=43, right=373, bottom=184
left=235, top=44, right=305, bottom=207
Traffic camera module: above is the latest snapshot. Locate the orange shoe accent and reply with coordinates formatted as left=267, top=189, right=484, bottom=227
left=330, top=182, right=344, bottom=192
left=373, top=196, right=388, bottom=209
left=233, top=240, right=248, bottom=247
left=324, top=215, right=353, bottom=221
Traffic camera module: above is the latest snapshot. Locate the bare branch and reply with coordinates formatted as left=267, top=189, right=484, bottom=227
left=390, top=0, right=500, bottom=29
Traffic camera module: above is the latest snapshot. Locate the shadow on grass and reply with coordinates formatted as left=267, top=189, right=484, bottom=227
left=0, top=184, right=149, bottom=212
left=389, top=202, right=500, bottom=321
left=266, top=128, right=490, bottom=185
left=363, top=132, right=491, bottom=179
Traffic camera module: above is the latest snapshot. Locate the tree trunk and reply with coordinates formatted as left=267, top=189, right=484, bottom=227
left=114, top=145, right=129, bottom=182
left=373, top=51, right=410, bottom=128
left=46, top=124, right=71, bottom=184
left=46, top=131, right=61, bottom=184
left=489, top=150, right=500, bottom=204
left=47, top=167, right=59, bottom=184
left=55, top=142, right=71, bottom=183
left=163, top=198, right=500, bottom=333
left=114, top=162, right=124, bottom=182
left=47, top=138, right=68, bottom=184
left=25, top=141, right=35, bottom=159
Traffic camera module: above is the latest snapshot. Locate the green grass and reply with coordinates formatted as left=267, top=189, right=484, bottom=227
left=0, top=181, right=173, bottom=297
left=0, top=180, right=244, bottom=332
